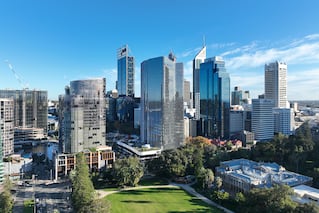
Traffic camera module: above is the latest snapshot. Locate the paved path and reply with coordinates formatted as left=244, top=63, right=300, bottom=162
left=96, top=183, right=234, bottom=213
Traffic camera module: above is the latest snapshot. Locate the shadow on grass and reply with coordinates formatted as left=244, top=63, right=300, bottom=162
left=121, top=200, right=153, bottom=204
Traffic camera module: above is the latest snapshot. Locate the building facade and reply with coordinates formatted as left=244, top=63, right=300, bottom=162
left=252, top=99, right=274, bottom=141
left=193, top=46, right=206, bottom=120
left=0, top=90, right=48, bottom=135
left=117, top=45, right=135, bottom=97
left=141, top=53, right=184, bottom=150
left=264, top=61, right=288, bottom=108
left=273, top=108, right=295, bottom=136
left=0, top=99, right=14, bottom=156
left=183, top=79, right=191, bottom=108
left=199, top=56, right=230, bottom=139
left=59, top=78, right=106, bottom=153
left=0, top=121, right=4, bottom=184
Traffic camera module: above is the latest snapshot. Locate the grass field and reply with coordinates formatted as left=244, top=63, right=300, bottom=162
left=105, top=187, right=222, bottom=213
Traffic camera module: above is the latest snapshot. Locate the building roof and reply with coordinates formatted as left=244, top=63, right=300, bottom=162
left=216, top=159, right=312, bottom=187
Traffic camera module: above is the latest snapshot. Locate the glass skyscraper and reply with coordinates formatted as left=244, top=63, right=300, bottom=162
left=141, top=53, right=184, bottom=150
left=199, top=56, right=230, bottom=139
left=59, top=78, right=106, bottom=153
left=264, top=61, right=288, bottom=108
left=193, top=46, right=206, bottom=120
left=117, top=45, right=135, bottom=97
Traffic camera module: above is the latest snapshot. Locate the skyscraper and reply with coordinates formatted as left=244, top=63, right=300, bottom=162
left=0, top=122, right=3, bottom=184
left=231, top=86, right=243, bottom=105
left=199, top=56, right=230, bottom=139
left=0, top=89, right=48, bottom=134
left=0, top=99, right=14, bottom=156
left=59, top=78, right=106, bottom=153
left=264, top=61, right=288, bottom=108
left=183, top=79, right=191, bottom=108
left=141, top=53, right=184, bottom=150
left=193, top=46, right=206, bottom=120
left=117, top=45, right=135, bottom=97
left=252, top=98, right=274, bottom=141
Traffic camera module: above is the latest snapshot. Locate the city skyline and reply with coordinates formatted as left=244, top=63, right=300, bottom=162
left=0, top=1, right=319, bottom=100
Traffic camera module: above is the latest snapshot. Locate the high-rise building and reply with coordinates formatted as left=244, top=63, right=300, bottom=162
left=0, top=89, right=48, bottom=134
left=199, top=56, right=230, bottom=139
left=231, top=86, right=243, bottom=105
left=273, top=108, right=294, bottom=136
left=193, top=46, right=206, bottom=120
left=252, top=99, right=274, bottom=141
left=59, top=78, right=106, bottom=153
left=0, top=99, right=14, bottom=156
left=117, top=45, right=135, bottom=97
left=141, top=53, right=184, bottom=150
left=0, top=120, right=4, bottom=184
left=183, top=80, right=191, bottom=108
left=265, top=61, right=288, bottom=108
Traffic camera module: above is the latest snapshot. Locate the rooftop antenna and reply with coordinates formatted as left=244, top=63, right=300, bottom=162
left=203, top=35, right=206, bottom=47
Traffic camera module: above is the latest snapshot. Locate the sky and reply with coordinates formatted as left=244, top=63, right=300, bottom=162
left=0, top=0, right=319, bottom=100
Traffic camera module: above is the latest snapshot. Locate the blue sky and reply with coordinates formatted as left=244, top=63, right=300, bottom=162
left=0, top=0, right=319, bottom=100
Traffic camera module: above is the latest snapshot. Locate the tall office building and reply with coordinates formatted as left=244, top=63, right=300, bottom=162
left=193, top=46, right=206, bottom=120
left=117, top=45, right=135, bottom=97
left=264, top=61, right=288, bottom=108
left=273, top=108, right=294, bottom=136
left=231, top=86, right=243, bottom=105
left=59, top=78, right=106, bottom=153
left=199, top=56, right=230, bottom=139
left=141, top=53, right=184, bottom=150
left=0, top=89, right=48, bottom=134
left=252, top=99, right=274, bottom=141
left=0, top=99, right=14, bottom=156
left=0, top=122, right=3, bottom=184
left=183, top=79, right=191, bottom=108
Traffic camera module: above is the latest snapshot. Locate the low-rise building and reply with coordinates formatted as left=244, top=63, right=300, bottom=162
left=54, top=146, right=115, bottom=180
left=216, top=159, right=312, bottom=193
left=292, top=184, right=319, bottom=206
left=116, top=141, right=161, bottom=161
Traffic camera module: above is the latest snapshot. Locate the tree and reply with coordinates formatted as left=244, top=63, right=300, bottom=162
left=72, top=152, right=96, bottom=212
left=197, top=168, right=214, bottom=190
left=241, top=185, right=297, bottom=213
left=112, top=157, right=144, bottom=187
left=214, top=176, right=223, bottom=190
left=0, top=177, right=14, bottom=213
left=295, top=202, right=319, bottom=213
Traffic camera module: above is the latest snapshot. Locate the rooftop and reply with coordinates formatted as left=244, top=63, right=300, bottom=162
left=216, top=159, right=312, bottom=187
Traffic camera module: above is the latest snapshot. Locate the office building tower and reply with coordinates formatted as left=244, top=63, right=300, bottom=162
left=0, top=89, right=48, bottom=134
left=193, top=46, right=206, bottom=120
left=59, top=78, right=106, bottom=153
left=117, top=45, right=135, bottom=97
left=184, top=80, right=191, bottom=108
left=0, top=123, right=3, bottom=184
left=0, top=99, right=14, bottom=156
left=141, top=53, right=184, bottom=150
left=231, top=86, right=243, bottom=105
left=273, top=108, right=294, bottom=136
left=199, top=56, right=230, bottom=139
left=252, top=99, right=274, bottom=141
left=230, top=109, right=244, bottom=137
left=265, top=61, right=288, bottom=108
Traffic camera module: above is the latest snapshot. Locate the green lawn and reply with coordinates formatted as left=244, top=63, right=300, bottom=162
left=105, top=187, right=222, bottom=213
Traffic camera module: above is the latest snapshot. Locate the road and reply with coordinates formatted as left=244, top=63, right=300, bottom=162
left=13, top=179, right=73, bottom=213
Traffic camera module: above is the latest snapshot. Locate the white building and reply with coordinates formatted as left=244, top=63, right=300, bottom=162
left=252, top=99, right=274, bottom=141
left=292, top=185, right=319, bottom=206
left=0, top=99, right=14, bottom=156
left=264, top=61, right=288, bottom=108
left=273, top=108, right=295, bottom=135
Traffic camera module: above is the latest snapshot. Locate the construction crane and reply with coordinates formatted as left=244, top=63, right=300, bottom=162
left=4, top=60, right=29, bottom=89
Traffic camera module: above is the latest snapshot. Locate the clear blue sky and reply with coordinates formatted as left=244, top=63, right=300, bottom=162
left=0, top=0, right=319, bottom=100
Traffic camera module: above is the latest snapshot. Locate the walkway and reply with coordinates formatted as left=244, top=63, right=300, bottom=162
left=96, top=183, right=234, bottom=213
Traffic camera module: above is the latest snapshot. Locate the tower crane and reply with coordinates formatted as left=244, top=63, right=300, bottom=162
left=4, top=60, right=29, bottom=89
